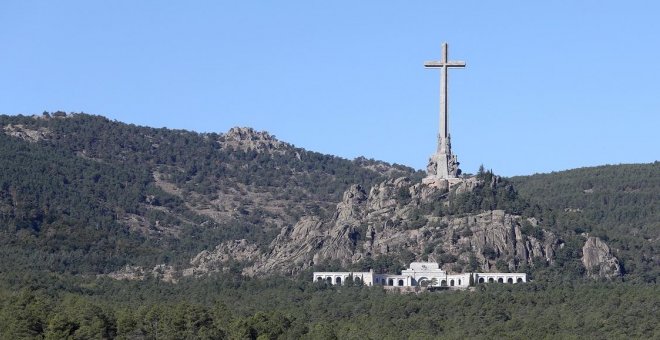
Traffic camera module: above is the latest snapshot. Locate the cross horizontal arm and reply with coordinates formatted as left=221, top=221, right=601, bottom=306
left=424, top=61, right=466, bottom=68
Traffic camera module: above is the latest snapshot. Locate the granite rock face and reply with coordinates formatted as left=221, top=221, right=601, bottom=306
left=581, top=236, right=621, bottom=278
left=186, top=176, right=565, bottom=277
left=108, top=175, right=624, bottom=281
left=220, top=127, right=289, bottom=154
left=3, top=124, right=51, bottom=142
left=182, top=239, right=260, bottom=278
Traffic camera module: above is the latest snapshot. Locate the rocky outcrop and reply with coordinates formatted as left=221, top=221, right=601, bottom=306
left=353, top=156, right=411, bottom=178
left=107, top=264, right=177, bottom=282
left=3, top=124, right=51, bottom=142
left=183, top=239, right=260, bottom=277
left=582, top=236, right=621, bottom=278
left=245, top=217, right=327, bottom=275
left=220, top=127, right=289, bottom=153
left=185, top=176, right=562, bottom=277
left=109, top=175, right=623, bottom=282
left=242, top=186, right=369, bottom=275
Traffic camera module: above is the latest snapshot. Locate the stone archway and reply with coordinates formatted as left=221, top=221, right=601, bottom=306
left=517, top=278, right=523, bottom=283
left=336, top=277, right=342, bottom=285
left=398, top=279, right=404, bottom=286
left=326, top=277, right=332, bottom=284
left=450, top=279, right=455, bottom=287
left=388, top=278, right=394, bottom=286
left=316, top=277, right=323, bottom=282
left=441, top=280, right=447, bottom=287
left=478, top=277, right=485, bottom=284
left=488, top=278, right=494, bottom=283
left=507, top=278, right=513, bottom=284
left=497, top=278, right=504, bottom=283
left=418, top=277, right=430, bottom=287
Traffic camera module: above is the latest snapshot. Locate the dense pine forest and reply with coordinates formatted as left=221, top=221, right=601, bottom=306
left=0, top=113, right=658, bottom=338
left=511, top=163, right=659, bottom=283
left=1, top=273, right=657, bottom=339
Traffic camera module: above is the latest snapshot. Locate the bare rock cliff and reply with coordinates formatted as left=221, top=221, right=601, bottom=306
left=581, top=236, right=621, bottom=278
left=185, top=176, right=562, bottom=277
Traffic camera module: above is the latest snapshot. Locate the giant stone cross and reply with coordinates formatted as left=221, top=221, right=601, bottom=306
left=424, top=42, right=465, bottom=179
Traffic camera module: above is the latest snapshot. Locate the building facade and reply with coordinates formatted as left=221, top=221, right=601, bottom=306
left=313, top=262, right=526, bottom=288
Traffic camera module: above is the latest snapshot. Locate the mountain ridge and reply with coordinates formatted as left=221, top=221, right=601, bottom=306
left=0, top=113, right=418, bottom=274
left=0, top=112, right=657, bottom=283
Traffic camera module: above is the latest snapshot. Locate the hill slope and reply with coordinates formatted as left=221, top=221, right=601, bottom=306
left=511, top=163, right=659, bottom=282
left=0, top=113, right=418, bottom=275
left=0, top=112, right=657, bottom=283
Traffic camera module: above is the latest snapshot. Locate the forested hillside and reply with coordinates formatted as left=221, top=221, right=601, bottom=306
left=511, top=163, right=659, bottom=282
left=0, top=112, right=657, bottom=282
left=0, top=113, right=418, bottom=275
left=0, top=112, right=658, bottom=339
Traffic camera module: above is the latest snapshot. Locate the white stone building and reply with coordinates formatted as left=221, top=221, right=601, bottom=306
left=313, top=262, right=526, bottom=288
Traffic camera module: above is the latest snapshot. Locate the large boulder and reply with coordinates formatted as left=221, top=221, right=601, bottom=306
left=581, top=236, right=621, bottom=278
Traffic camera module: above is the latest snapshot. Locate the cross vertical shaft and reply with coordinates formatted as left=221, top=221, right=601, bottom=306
left=441, top=43, right=448, bottom=145
left=424, top=43, right=466, bottom=179
left=425, top=43, right=465, bottom=154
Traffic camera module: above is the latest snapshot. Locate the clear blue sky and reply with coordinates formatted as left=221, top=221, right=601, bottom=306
left=1, top=1, right=658, bottom=176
